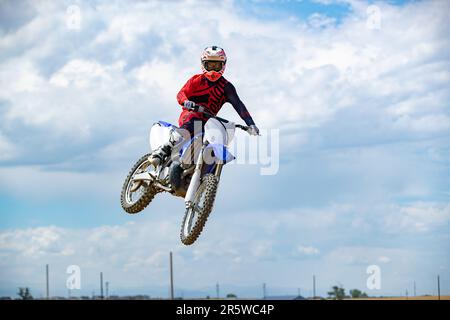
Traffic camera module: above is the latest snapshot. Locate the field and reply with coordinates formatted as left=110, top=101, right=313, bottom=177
left=350, top=295, right=450, bottom=300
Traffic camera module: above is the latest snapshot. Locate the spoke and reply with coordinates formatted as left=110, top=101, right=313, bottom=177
left=126, top=158, right=154, bottom=205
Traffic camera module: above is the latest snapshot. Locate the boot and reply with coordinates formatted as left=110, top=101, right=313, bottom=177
left=148, top=130, right=181, bottom=167
left=148, top=142, right=174, bottom=167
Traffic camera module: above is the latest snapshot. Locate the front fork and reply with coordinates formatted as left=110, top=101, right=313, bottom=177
left=214, top=163, right=223, bottom=179
left=184, top=145, right=205, bottom=206
left=184, top=146, right=223, bottom=208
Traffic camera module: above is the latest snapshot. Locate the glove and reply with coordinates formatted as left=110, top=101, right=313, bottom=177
left=247, top=125, right=260, bottom=136
left=184, top=100, right=206, bottom=113
left=183, top=100, right=195, bottom=110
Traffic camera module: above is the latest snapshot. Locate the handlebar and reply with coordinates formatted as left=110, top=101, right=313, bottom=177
left=235, top=124, right=250, bottom=131
left=183, top=104, right=251, bottom=132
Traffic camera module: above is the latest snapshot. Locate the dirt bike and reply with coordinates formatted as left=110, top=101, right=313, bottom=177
left=120, top=105, right=257, bottom=245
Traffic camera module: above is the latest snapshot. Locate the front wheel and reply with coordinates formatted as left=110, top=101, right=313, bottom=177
left=120, top=153, right=157, bottom=214
left=180, top=173, right=219, bottom=245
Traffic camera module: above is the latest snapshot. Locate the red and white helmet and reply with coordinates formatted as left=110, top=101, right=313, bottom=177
left=201, top=46, right=227, bottom=82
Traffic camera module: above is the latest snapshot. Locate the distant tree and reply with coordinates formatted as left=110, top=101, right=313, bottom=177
left=18, top=287, right=33, bottom=300
left=226, top=293, right=237, bottom=299
left=349, top=289, right=369, bottom=299
left=327, top=285, right=346, bottom=300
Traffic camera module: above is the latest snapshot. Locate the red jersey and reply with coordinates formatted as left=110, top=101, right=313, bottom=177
left=176, top=74, right=255, bottom=127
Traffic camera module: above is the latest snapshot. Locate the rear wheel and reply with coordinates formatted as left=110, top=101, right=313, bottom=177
left=180, top=173, right=218, bottom=245
left=120, top=153, right=157, bottom=214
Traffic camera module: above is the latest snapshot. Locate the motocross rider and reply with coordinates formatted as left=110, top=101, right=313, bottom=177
left=148, top=46, right=259, bottom=167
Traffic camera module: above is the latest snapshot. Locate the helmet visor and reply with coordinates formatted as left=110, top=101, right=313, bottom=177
left=203, top=60, right=223, bottom=72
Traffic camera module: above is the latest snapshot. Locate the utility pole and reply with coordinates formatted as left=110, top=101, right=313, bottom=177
left=106, top=281, right=109, bottom=299
left=413, top=281, right=416, bottom=297
left=100, top=272, right=104, bottom=299
left=216, top=283, right=220, bottom=299
left=263, top=283, right=267, bottom=299
left=437, top=275, right=441, bottom=300
left=313, top=275, right=316, bottom=299
left=46, top=264, right=49, bottom=299
left=170, top=251, right=174, bottom=300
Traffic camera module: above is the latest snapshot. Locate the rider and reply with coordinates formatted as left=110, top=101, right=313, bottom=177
left=148, top=46, right=259, bottom=167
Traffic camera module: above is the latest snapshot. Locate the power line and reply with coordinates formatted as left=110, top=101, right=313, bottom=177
left=216, top=283, right=220, bottom=299
left=313, top=275, right=316, bottom=299
left=437, top=275, right=441, bottom=300
left=170, top=251, right=174, bottom=300
left=262, top=283, right=267, bottom=299
left=100, top=272, right=104, bottom=299
left=45, top=264, right=49, bottom=299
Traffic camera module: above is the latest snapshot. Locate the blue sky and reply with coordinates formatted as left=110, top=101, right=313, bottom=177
left=0, top=0, right=449, bottom=299
left=236, top=0, right=412, bottom=24
left=237, top=0, right=352, bottom=21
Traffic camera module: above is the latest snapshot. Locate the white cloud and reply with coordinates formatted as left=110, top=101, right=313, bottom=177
left=325, top=246, right=405, bottom=266
left=0, top=0, right=448, bottom=169
left=0, top=226, right=65, bottom=257
left=308, top=13, right=337, bottom=29
left=383, top=202, right=450, bottom=233
left=297, top=245, right=320, bottom=255
left=0, top=0, right=449, bottom=298
left=0, top=60, right=44, bottom=96
left=49, top=59, right=123, bottom=88
left=0, top=132, right=19, bottom=161
left=378, top=256, right=391, bottom=264
left=393, top=114, right=450, bottom=133
left=0, top=196, right=449, bottom=297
